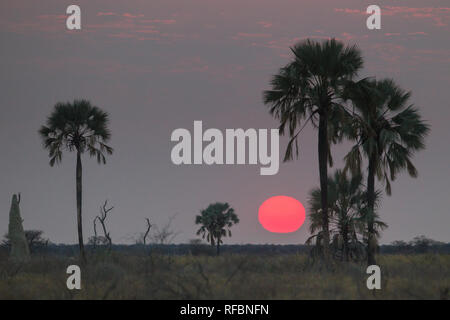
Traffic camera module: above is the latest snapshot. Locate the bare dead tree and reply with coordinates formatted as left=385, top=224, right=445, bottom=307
left=151, top=214, right=180, bottom=244
left=96, top=200, right=113, bottom=250
left=143, top=218, right=152, bottom=246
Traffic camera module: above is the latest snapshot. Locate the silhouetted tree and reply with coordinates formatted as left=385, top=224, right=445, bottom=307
left=94, top=200, right=114, bottom=250
left=343, top=79, right=429, bottom=265
left=264, top=39, right=363, bottom=259
left=307, top=170, right=387, bottom=261
left=39, top=100, right=113, bottom=262
left=195, top=202, right=239, bottom=255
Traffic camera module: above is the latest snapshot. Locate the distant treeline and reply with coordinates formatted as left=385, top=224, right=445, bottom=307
left=4, top=241, right=449, bottom=256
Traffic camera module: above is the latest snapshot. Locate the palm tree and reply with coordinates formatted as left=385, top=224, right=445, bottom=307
left=39, top=100, right=113, bottom=262
left=263, top=39, right=363, bottom=258
left=195, top=202, right=239, bottom=255
left=308, top=170, right=364, bottom=261
left=343, top=79, right=429, bottom=265
left=307, top=170, right=387, bottom=261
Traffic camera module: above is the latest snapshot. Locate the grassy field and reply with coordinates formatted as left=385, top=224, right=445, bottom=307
left=0, top=251, right=449, bottom=299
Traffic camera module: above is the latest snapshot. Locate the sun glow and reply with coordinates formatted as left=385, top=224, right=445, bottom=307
left=258, top=195, right=305, bottom=233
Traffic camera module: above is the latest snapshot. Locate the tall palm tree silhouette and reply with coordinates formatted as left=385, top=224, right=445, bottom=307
left=264, top=39, right=363, bottom=258
left=343, top=79, right=429, bottom=265
left=39, top=100, right=113, bottom=262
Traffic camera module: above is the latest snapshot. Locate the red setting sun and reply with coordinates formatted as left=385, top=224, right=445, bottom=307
left=258, top=196, right=305, bottom=233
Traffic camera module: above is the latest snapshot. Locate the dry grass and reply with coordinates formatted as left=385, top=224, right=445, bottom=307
left=0, top=251, right=448, bottom=299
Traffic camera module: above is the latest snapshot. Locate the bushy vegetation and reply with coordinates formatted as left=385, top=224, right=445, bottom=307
left=0, top=251, right=448, bottom=299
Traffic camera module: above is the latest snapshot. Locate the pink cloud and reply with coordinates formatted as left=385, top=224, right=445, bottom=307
left=414, top=49, right=450, bottom=63
left=89, top=13, right=177, bottom=40
left=412, top=13, right=433, bottom=18
left=334, top=8, right=363, bottom=14
left=37, top=14, right=66, bottom=20
left=97, top=12, right=117, bottom=16
left=257, top=21, right=272, bottom=29
left=109, top=32, right=136, bottom=39
left=368, top=42, right=450, bottom=69
left=134, top=29, right=159, bottom=34
left=22, top=56, right=153, bottom=74
left=87, top=20, right=136, bottom=31
left=140, top=19, right=176, bottom=25
left=233, top=33, right=272, bottom=40
left=250, top=35, right=334, bottom=51
left=341, top=32, right=357, bottom=40
left=2, top=14, right=66, bottom=34
left=335, top=6, right=450, bottom=27
left=384, top=6, right=449, bottom=26
left=434, top=17, right=447, bottom=26
left=383, top=7, right=450, bottom=15
left=371, top=43, right=407, bottom=64
left=123, top=13, right=145, bottom=19
left=83, top=14, right=179, bottom=41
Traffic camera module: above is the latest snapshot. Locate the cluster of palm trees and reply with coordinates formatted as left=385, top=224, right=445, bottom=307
left=264, top=39, right=429, bottom=265
left=307, top=170, right=387, bottom=262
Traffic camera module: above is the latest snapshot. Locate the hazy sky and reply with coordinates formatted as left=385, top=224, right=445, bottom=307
left=1, top=0, right=449, bottom=245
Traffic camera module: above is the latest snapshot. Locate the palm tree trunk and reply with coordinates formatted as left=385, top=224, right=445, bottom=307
left=367, top=155, right=376, bottom=266
left=318, top=113, right=330, bottom=259
left=343, top=224, right=349, bottom=262
left=76, top=151, right=86, bottom=263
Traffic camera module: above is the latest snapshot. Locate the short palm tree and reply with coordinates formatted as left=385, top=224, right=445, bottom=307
left=195, top=202, right=239, bottom=255
left=264, top=39, right=363, bottom=257
left=343, top=79, right=429, bottom=265
left=39, top=100, right=113, bottom=262
left=307, top=170, right=387, bottom=261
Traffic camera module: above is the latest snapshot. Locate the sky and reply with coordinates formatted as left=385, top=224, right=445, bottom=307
left=0, top=0, right=449, bottom=245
